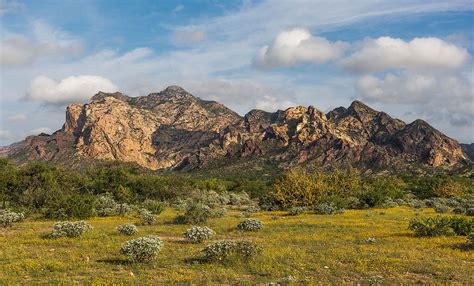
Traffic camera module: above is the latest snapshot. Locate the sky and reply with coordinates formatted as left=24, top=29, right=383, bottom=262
left=0, top=0, right=473, bottom=145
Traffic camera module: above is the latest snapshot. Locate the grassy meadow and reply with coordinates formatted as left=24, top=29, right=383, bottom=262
left=1, top=207, right=472, bottom=284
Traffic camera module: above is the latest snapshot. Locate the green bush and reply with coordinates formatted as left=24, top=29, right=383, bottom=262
left=468, top=233, right=474, bottom=247
left=237, top=219, right=263, bottom=231
left=183, top=203, right=213, bottom=224
left=48, top=221, right=92, bottom=238
left=120, top=235, right=163, bottom=262
left=184, top=226, right=215, bottom=243
left=117, top=224, right=138, bottom=235
left=142, top=200, right=165, bottom=215
left=449, top=217, right=473, bottom=236
left=408, top=216, right=453, bottom=237
left=43, top=194, right=95, bottom=219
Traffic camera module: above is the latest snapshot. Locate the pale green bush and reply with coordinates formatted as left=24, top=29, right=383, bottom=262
left=314, top=203, right=345, bottom=214
left=202, top=240, right=235, bottom=261
left=138, top=209, right=156, bottom=225
left=184, top=226, right=215, bottom=243
left=0, top=211, right=25, bottom=228
left=48, top=221, right=92, bottom=238
left=237, top=219, right=263, bottom=231
left=117, top=224, right=138, bottom=235
left=120, top=235, right=163, bottom=262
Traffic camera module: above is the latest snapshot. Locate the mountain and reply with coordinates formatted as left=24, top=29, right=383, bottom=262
left=2, top=86, right=470, bottom=172
left=461, top=143, right=474, bottom=161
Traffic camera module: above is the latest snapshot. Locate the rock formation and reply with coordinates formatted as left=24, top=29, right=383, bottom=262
left=3, top=86, right=470, bottom=171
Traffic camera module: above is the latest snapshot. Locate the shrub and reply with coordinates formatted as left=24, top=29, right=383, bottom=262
left=287, top=206, right=306, bottom=216
left=203, top=240, right=235, bottom=262
left=183, top=203, right=212, bottom=224
left=314, top=202, right=345, bottom=215
left=229, top=192, right=252, bottom=206
left=467, top=208, right=474, bottom=216
left=346, top=197, right=365, bottom=209
left=433, top=203, right=450, bottom=214
left=245, top=206, right=260, bottom=213
left=408, top=216, right=453, bottom=237
left=380, top=198, right=398, bottom=208
left=48, top=221, right=92, bottom=238
left=406, top=199, right=425, bottom=209
left=142, top=200, right=165, bottom=215
left=120, top=235, right=163, bottom=262
left=202, top=240, right=263, bottom=262
left=0, top=211, right=25, bottom=227
left=43, top=194, right=95, bottom=219
left=95, top=193, right=119, bottom=217
left=212, top=207, right=227, bottom=218
left=449, top=217, right=473, bottom=236
left=184, top=226, right=215, bottom=243
left=235, top=241, right=263, bottom=260
left=433, top=180, right=465, bottom=198
left=453, top=207, right=466, bottom=214
left=468, top=233, right=474, bottom=247
left=138, top=209, right=156, bottom=225
left=237, top=219, right=263, bottom=231
left=117, top=224, right=138, bottom=235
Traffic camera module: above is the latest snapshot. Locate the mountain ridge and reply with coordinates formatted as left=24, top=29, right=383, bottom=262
left=2, top=86, right=470, bottom=172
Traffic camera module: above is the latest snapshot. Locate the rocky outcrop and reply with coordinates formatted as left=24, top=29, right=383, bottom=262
left=3, top=86, right=470, bottom=171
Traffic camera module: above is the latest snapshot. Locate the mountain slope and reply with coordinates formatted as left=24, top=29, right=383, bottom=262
left=3, top=86, right=470, bottom=171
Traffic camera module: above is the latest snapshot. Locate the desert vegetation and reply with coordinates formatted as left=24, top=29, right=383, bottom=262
left=0, top=159, right=473, bottom=283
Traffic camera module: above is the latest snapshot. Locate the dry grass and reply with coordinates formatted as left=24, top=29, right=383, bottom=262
left=0, top=207, right=472, bottom=284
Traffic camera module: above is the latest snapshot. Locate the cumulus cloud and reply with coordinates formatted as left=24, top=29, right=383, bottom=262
left=26, top=75, right=118, bottom=105
left=7, top=113, right=27, bottom=122
left=356, top=72, right=474, bottom=125
left=0, top=20, right=83, bottom=67
left=342, top=37, right=470, bottom=73
left=255, top=28, right=348, bottom=68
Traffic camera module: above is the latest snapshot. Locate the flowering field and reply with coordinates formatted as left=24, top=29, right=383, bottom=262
left=0, top=207, right=472, bottom=284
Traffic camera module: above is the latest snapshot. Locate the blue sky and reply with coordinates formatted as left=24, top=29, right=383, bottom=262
left=0, top=0, right=473, bottom=145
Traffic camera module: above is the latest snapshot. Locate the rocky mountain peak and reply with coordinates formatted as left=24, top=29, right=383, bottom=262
left=3, top=89, right=470, bottom=172
left=90, top=91, right=129, bottom=102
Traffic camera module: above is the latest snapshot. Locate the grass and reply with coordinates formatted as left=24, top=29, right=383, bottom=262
left=0, top=207, right=472, bottom=284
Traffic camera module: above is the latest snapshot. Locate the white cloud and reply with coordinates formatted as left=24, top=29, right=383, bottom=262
left=7, top=113, right=27, bottom=122
left=255, top=28, right=348, bottom=68
left=342, top=37, right=470, bottom=73
left=356, top=72, right=474, bottom=125
left=26, top=75, right=118, bottom=105
left=29, top=127, right=52, bottom=135
left=0, top=20, right=83, bottom=67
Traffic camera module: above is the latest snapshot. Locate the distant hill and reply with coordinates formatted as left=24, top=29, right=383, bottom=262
left=2, top=85, right=470, bottom=172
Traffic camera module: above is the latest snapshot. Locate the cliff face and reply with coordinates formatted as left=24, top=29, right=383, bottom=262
left=4, top=86, right=470, bottom=171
